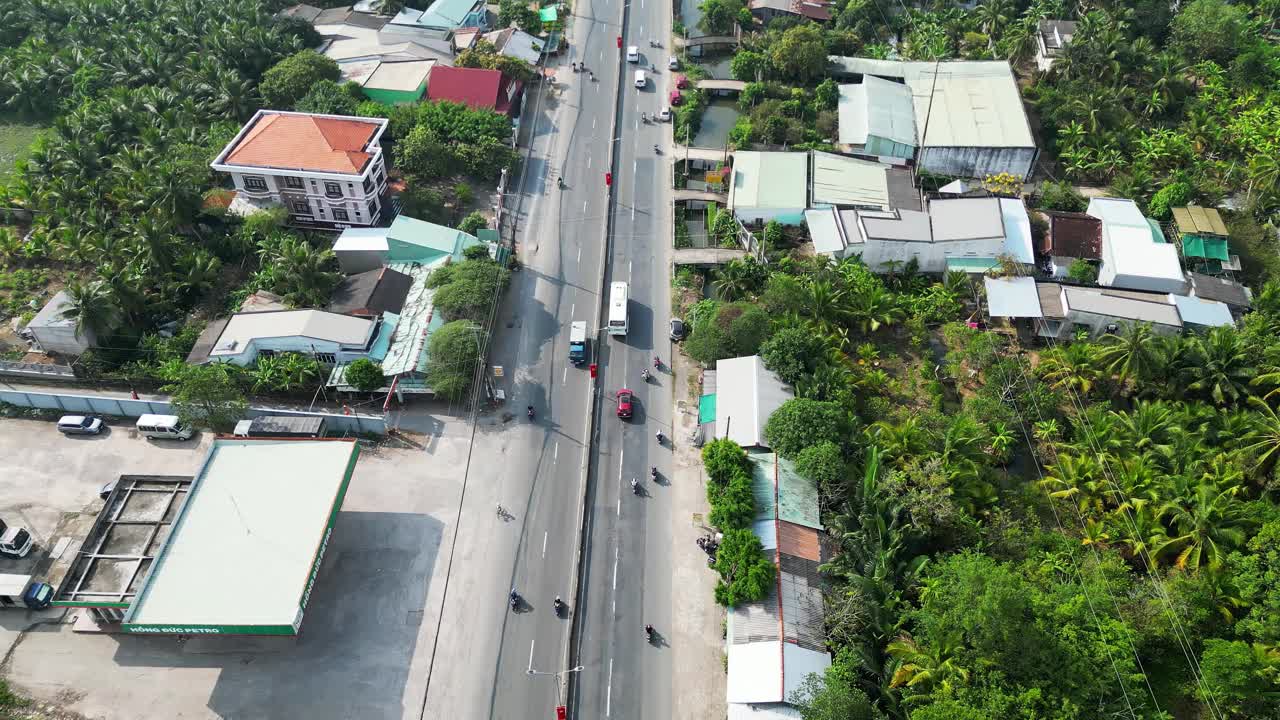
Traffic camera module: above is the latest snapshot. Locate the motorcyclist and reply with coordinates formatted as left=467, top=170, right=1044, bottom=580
left=653, top=355, right=661, bottom=368
left=650, top=466, right=658, bottom=479
left=641, top=368, right=650, bottom=381
left=644, top=624, right=654, bottom=638
left=653, top=144, right=660, bottom=154
left=655, top=430, right=664, bottom=443
left=527, top=405, right=535, bottom=419
left=631, top=478, right=639, bottom=494
left=554, top=596, right=563, bottom=612
left=557, top=176, right=565, bottom=188
left=510, top=589, right=519, bottom=608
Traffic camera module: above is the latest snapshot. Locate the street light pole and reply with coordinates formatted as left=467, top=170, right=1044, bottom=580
left=527, top=665, right=584, bottom=708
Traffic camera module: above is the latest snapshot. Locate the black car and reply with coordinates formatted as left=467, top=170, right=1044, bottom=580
left=669, top=318, right=686, bottom=341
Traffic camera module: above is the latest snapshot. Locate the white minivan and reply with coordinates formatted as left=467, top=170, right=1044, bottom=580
left=626, top=45, right=639, bottom=62
left=634, top=70, right=646, bottom=88
left=136, top=414, right=195, bottom=441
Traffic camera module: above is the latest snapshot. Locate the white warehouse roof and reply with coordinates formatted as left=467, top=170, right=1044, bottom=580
left=727, top=641, right=831, bottom=704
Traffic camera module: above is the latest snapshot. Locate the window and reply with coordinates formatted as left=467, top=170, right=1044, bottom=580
left=367, top=201, right=377, bottom=217
left=284, top=176, right=305, bottom=190
left=258, top=349, right=276, bottom=358
left=324, top=181, right=343, bottom=198
left=243, top=176, right=268, bottom=191
left=332, top=209, right=350, bottom=221
left=363, top=177, right=374, bottom=193
left=290, top=200, right=311, bottom=214
left=314, top=352, right=337, bottom=365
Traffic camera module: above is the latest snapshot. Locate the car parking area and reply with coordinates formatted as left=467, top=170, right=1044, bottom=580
left=0, top=414, right=475, bottom=720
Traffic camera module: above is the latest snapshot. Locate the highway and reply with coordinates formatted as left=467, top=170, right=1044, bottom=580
left=461, top=0, right=678, bottom=714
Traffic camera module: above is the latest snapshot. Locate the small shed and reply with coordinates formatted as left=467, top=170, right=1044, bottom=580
left=27, top=291, right=96, bottom=356
left=984, top=276, right=1043, bottom=318
left=1172, top=205, right=1232, bottom=273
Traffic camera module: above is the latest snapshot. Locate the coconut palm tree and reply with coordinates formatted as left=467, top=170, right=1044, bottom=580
left=1242, top=397, right=1280, bottom=478
left=59, top=277, right=120, bottom=341
left=1095, top=322, right=1160, bottom=395
left=888, top=629, right=971, bottom=698
left=1038, top=342, right=1101, bottom=397
left=1186, top=327, right=1255, bottom=407
left=275, top=238, right=341, bottom=308
left=1154, top=477, right=1251, bottom=571
left=975, top=0, right=1014, bottom=48
left=847, top=284, right=904, bottom=334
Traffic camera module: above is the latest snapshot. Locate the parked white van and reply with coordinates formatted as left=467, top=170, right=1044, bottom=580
left=626, top=45, right=639, bottom=63
left=136, top=414, right=195, bottom=440
left=634, top=70, right=646, bottom=88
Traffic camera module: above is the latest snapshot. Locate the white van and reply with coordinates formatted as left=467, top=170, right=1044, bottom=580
left=136, top=414, right=195, bottom=441
left=626, top=45, right=639, bottom=63
left=634, top=70, right=646, bottom=88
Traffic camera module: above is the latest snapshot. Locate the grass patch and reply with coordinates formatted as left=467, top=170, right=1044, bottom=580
left=0, top=119, right=43, bottom=179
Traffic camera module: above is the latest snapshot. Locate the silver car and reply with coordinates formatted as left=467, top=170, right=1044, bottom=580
left=57, top=415, right=103, bottom=435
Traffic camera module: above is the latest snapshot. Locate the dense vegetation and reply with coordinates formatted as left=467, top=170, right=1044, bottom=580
left=690, top=248, right=1280, bottom=717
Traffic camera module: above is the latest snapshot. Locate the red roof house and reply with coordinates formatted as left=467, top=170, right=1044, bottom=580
left=426, top=66, right=523, bottom=116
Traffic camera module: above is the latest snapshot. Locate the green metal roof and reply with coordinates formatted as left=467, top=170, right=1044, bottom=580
left=746, top=450, right=821, bottom=530
left=386, top=216, right=482, bottom=265
left=1182, top=234, right=1230, bottom=261
left=946, top=257, right=999, bottom=273
left=699, top=393, right=716, bottom=424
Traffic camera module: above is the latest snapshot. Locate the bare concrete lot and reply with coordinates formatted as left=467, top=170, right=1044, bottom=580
left=0, top=415, right=473, bottom=720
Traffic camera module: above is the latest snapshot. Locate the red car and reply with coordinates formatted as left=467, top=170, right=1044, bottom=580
left=616, top=389, right=634, bottom=419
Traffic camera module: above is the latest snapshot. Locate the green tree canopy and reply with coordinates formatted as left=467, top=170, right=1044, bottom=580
left=713, top=527, right=776, bottom=606
left=425, top=320, right=482, bottom=400
left=260, top=50, right=340, bottom=109
left=429, top=257, right=510, bottom=322
left=343, top=358, right=385, bottom=392
left=764, top=398, right=848, bottom=458
left=768, top=25, right=828, bottom=84
left=293, top=79, right=362, bottom=115
left=708, top=469, right=755, bottom=530
left=163, top=363, right=248, bottom=431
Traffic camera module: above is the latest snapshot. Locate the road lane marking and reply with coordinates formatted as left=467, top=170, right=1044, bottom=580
left=571, top=302, right=575, bottom=315
left=612, top=547, right=618, bottom=589
left=555, top=440, right=560, bottom=460
left=593, top=117, right=596, bottom=129
left=562, top=367, right=567, bottom=386
left=528, top=639, right=535, bottom=672
left=629, top=260, right=632, bottom=275
left=606, top=659, right=613, bottom=716
left=542, top=531, right=548, bottom=557
left=583, top=200, right=588, bottom=214
left=587, top=155, right=592, bottom=167
left=616, top=496, right=620, bottom=516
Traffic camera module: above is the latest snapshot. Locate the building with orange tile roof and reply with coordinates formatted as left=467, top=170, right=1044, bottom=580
left=212, top=110, right=391, bottom=230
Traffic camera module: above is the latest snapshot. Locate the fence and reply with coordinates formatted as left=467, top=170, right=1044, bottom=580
left=0, top=389, right=386, bottom=436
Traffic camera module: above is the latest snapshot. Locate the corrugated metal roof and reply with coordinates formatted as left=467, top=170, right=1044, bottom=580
left=837, top=77, right=916, bottom=149
left=860, top=208, right=931, bottom=241
left=1172, top=295, right=1234, bottom=327
left=1062, top=286, right=1182, bottom=327
left=363, top=59, right=434, bottom=92
left=1189, top=272, right=1251, bottom=307
left=715, top=355, right=794, bottom=447
left=805, top=208, right=844, bottom=255
left=1172, top=205, right=1229, bottom=237
left=810, top=152, right=890, bottom=208
left=1042, top=210, right=1102, bottom=259
left=1000, top=198, right=1035, bottom=264
left=207, top=310, right=376, bottom=359
left=729, top=152, right=809, bottom=210
left=1037, top=282, right=1066, bottom=318
left=776, top=456, right=820, bottom=530
left=777, top=522, right=821, bottom=561
left=985, top=276, right=1043, bottom=317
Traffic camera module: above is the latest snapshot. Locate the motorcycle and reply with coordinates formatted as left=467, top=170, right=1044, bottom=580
left=554, top=596, right=564, bottom=615
left=644, top=624, right=654, bottom=640
left=641, top=368, right=650, bottom=381
left=509, top=590, right=520, bottom=610
left=653, top=144, right=661, bottom=154
left=631, top=478, right=640, bottom=494
left=655, top=430, right=665, bottom=444
left=653, top=356, right=661, bottom=369
left=650, top=466, right=658, bottom=479
left=527, top=405, right=535, bottom=419
left=641, top=112, right=648, bottom=123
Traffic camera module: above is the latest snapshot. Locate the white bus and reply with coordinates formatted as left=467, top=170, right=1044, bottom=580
left=608, top=282, right=629, bottom=336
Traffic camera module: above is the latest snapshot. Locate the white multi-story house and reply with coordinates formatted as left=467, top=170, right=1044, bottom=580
left=211, top=110, right=390, bottom=229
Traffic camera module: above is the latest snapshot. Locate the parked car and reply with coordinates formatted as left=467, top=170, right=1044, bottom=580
left=0, top=520, right=32, bottom=559
left=669, top=318, right=686, bottom=340
left=616, top=389, right=634, bottom=419
left=668, top=56, right=678, bottom=70
left=658, top=107, right=671, bottom=122
left=57, top=415, right=102, bottom=435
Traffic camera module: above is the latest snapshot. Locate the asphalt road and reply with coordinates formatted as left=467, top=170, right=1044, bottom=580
left=421, top=0, right=677, bottom=714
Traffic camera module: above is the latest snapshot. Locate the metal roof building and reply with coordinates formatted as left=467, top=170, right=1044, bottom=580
left=1089, top=198, right=1188, bottom=294
left=836, top=76, right=916, bottom=159
left=121, top=439, right=360, bottom=636
left=828, top=58, right=1038, bottom=179
left=729, top=152, right=810, bottom=225
left=984, top=276, right=1043, bottom=318
left=714, top=356, right=794, bottom=448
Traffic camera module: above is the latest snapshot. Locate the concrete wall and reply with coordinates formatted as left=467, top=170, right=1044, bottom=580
left=918, top=145, right=1038, bottom=181
left=217, top=338, right=357, bottom=367
left=0, top=389, right=386, bottom=435
left=1066, top=309, right=1181, bottom=339
left=29, top=324, right=93, bottom=356
left=1098, top=267, right=1187, bottom=294
left=854, top=237, right=1004, bottom=273
left=362, top=83, right=427, bottom=106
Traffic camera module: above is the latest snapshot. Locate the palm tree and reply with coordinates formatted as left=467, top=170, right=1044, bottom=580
left=975, top=0, right=1014, bottom=48
left=888, top=629, right=971, bottom=698
left=714, top=259, right=756, bottom=301
left=1154, top=477, right=1251, bottom=571
left=275, top=238, right=341, bottom=308
left=801, top=278, right=851, bottom=335
left=1042, top=453, right=1108, bottom=515
left=59, top=278, right=120, bottom=341
left=1095, top=322, right=1160, bottom=396
left=847, top=284, right=904, bottom=334
left=1186, top=327, right=1256, bottom=406
left=1038, top=342, right=1101, bottom=397
left=1242, top=397, right=1280, bottom=478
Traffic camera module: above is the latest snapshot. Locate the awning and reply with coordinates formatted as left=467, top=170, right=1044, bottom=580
left=699, top=393, right=716, bottom=424
left=1182, top=235, right=1230, bottom=261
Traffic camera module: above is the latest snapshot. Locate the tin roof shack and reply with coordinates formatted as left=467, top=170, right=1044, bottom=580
left=27, top=291, right=97, bottom=356
left=714, top=355, right=794, bottom=448
left=836, top=76, right=917, bottom=161
left=1171, top=205, right=1233, bottom=275
left=233, top=416, right=328, bottom=438
left=1038, top=210, right=1102, bottom=279
left=121, top=439, right=360, bottom=636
